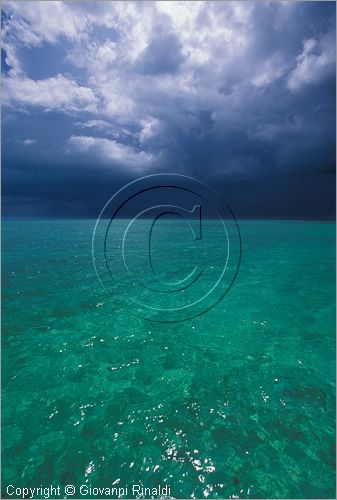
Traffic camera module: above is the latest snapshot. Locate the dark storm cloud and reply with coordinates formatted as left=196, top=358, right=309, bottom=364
left=1, top=1, right=336, bottom=218
left=135, top=32, right=185, bottom=75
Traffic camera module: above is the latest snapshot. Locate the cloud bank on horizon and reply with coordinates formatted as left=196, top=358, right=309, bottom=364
left=2, top=1, right=336, bottom=217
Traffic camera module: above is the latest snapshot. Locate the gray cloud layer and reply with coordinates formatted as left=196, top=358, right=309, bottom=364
left=2, top=1, right=336, bottom=217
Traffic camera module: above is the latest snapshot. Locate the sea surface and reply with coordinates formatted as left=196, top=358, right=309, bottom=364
left=2, top=219, right=336, bottom=499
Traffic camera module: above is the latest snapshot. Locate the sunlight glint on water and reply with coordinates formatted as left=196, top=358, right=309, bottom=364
left=2, top=220, right=335, bottom=499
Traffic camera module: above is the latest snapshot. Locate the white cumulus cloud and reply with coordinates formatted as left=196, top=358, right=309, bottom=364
left=68, top=135, right=160, bottom=171
left=3, top=74, right=97, bottom=112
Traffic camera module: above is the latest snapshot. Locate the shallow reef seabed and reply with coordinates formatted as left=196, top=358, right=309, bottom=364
left=2, top=220, right=336, bottom=499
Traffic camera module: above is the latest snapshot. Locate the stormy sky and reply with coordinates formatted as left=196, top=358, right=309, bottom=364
left=2, top=1, right=336, bottom=218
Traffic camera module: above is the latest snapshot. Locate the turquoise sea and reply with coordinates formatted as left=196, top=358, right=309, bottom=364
left=2, top=220, right=336, bottom=499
